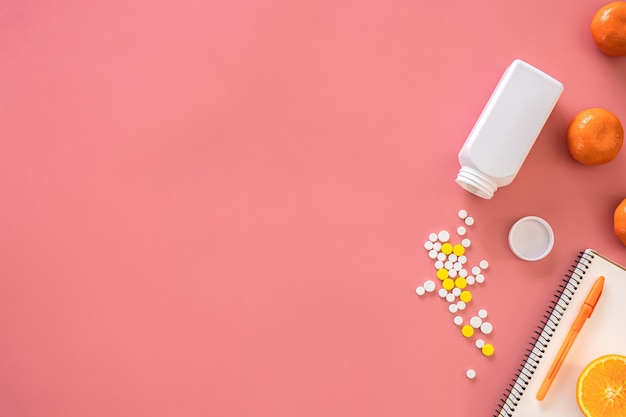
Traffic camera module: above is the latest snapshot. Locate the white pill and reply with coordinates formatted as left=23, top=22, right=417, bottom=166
left=437, top=252, right=446, bottom=261
left=458, top=255, right=467, bottom=264
left=434, top=260, right=444, bottom=270
left=480, top=322, right=493, bottom=335
left=466, top=276, right=475, bottom=285
left=439, top=288, right=448, bottom=298
left=461, top=238, right=471, bottom=248
left=446, top=293, right=455, bottom=303
left=475, top=339, right=485, bottom=349
left=475, top=274, right=485, bottom=284
left=457, top=226, right=467, bottom=236
left=479, top=260, right=489, bottom=269
left=448, top=254, right=458, bottom=262
left=471, top=266, right=481, bottom=275
left=444, top=260, right=453, bottom=270
left=465, top=216, right=475, bottom=226
left=459, top=269, right=468, bottom=278
left=428, top=250, right=438, bottom=259
left=466, top=369, right=477, bottom=380
left=478, top=309, right=488, bottom=319
left=424, top=241, right=434, bottom=250
left=424, top=280, right=436, bottom=292
left=449, top=304, right=458, bottom=314
left=456, top=301, right=466, bottom=310
left=438, top=230, right=450, bottom=242
left=429, top=233, right=438, bottom=242
left=453, top=316, right=463, bottom=326
left=458, top=209, right=468, bottom=219
left=452, top=287, right=461, bottom=297
left=469, top=316, right=482, bottom=328
left=454, top=262, right=462, bottom=271
left=447, top=269, right=458, bottom=278
left=433, top=242, right=442, bottom=251
left=416, top=286, right=425, bottom=296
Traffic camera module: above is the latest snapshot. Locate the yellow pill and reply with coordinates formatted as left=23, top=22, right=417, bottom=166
left=436, top=268, right=449, bottom=280
left=460, top=290, right=472, bottom=303
left=455, top=277, right=467, bottom=289
left=453, top=244, right=465, bottom=256
left=461, top=325, right=474, bottom=338
left=441, top=243, right=453, bottom=255
left=482, top=343, right=495, bottom=357
left=442, top=278, right=455, bottom=291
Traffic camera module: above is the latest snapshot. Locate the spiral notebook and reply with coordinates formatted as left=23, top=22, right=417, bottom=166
left=495, top=248, right=626, bottom=417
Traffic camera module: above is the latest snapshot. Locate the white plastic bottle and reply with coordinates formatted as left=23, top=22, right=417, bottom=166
left=455, top=60, right=564, bottom=199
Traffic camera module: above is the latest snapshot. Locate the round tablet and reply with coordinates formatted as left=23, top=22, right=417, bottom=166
left=478, top=309, right=488, bottom=319
left=466, top=276, right=475, bottom=285
left=475, top=274, right=485, bottom=284
left=461, top=325, right=474, bottom=338
left=458, top=255, right=467, bottom=264
left=455, top=277, right=467, bottom=289
left=428, top=232, right=438, bottom=242
left=447, top=269, right=458, bottom=278
left=448, top=304, right=458, bottom=314
left=424, top=240, right=434, bottom=250
left=471, top=266, right=481, bottom=275
left=446, top=293, right=455, bottom=303
left=438, top=230, right=450, bottom=242
left=457, top=226, right=467, bottom=236
left=441, top=242, right=453, bottom=255
left=459, top=268, right=468, bottom=278
left=458, top=209, right=468, bottom=220
left=437, top=252, right=447, bottom=261
left=456, top=301, right=466, bottom=310
left=428, top=250, right=438, bottom=259
left=416, top=286, right=425, bottom=296
left=448, top=254, right=458, bottom=262
left=469, top=316, right=482, bottom=328
left=475, top=339, right=485, bottom=349
left=453, top=316, right=463, bottom=326
left=444, top=261, right=453, bottom=270
left=482, top=343, right=495, bottom=357
left=434, top=260, right=444, bottom=270
left=479, top=260, right=489, bottom=269
left=452, top=287, right=462, bottom=297
left=442, top=278, right=455, bottom=291
left=461, top=238, right=471, bottom=248
left=453, top=244, right=465, bottom=256
left=436, top=268, right=449, bottom=280
left=466, top=369, right=476, bottom=380
left=424, top=280, right=436, bottom=292
left=433, top=242, right=442, bottom=251
left=454, top=262, right=462, bottom=271
left=438, top=288, right=448, bottom=298
left=459, top=290, right=472, bottom=303
left=480, top=322, right=493, bottom=335
left=465, top=216, right=475, bottom=226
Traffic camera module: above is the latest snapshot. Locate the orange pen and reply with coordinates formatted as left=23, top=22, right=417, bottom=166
left=536, top=275, right=605, bottom=401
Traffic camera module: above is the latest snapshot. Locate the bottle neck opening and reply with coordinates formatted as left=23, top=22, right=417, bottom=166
left=455, top=167, right=498, bottom=199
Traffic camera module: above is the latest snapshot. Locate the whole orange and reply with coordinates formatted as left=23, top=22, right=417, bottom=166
left=566, top=108, right=624, bottom=165
left=615, top=198, right=626, bottom=246
left=591, top=1, right=626, bottom=57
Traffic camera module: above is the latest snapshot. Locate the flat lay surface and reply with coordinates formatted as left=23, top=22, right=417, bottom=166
left=1, top=1, right=625, bottom=416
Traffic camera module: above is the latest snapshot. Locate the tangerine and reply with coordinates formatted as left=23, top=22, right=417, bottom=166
left=615, top=198, right=626, bottom=246
left=591, top=1, right=626, bottom=57
left=576, top=354, right=626, bottom=417
left=566, top=108, right=624, bottom=165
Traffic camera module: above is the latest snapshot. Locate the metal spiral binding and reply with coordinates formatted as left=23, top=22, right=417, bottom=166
left=493, top=250, right=594, bottom=417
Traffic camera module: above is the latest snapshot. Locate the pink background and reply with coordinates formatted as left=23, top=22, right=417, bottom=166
left=1, top=1, right=626, bottom=416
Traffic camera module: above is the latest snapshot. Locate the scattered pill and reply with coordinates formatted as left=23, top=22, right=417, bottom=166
left=456, top=301, right=466, bottom=310
left=466, top=369, right=477, bottom=380
left=438, top=288, right=448, bottom=298
left=446, top=293, right=456, bottom=303
left=453, top=262, right=463, bottom=271
left=469, top=316, right=482, bottom=328
left=457, top=226, right=467, bottom=236
left=461, top=238, right=471, bottom=248
left=428, top=250, right=437, bottom=259
left=475, top=274, right=485, bottom=284
left=459, top=269, right=468, bottom=278
left=424, top=241, right=434, bottom=250
left=437, top=252, right=446, bottom=261
left=452, top=287, right=462, bottom=297
left=480, top=322, right=493, bottom=335
left=478, top=309, right=488, bottom=319
left=466, top=276, right=475, bottom=285
left=429, top=233, right=438, bottom=242
left=433, top=242, right=442, bottom=251
left=416, top=286, right=425, bottom=296
left=465, top=216, right=475, bottom=226
left=461, top=325, right=475, bottom=338
left=482, top=343, right=495, bottom=357
left=460, top=290, right=472, bottom=303
left=447, top=254, right=458, bottom=262
left=448, top=269, right=458, bottom=278
left=438, top=230, right=450, bottom=242
left=453, top=244, right=465, bottom=256
left=434, top=260, right=444, bottom=269
left=479, top=260, right=489, bottom=269
left=442, top=278, right=455, bottom=291
left=455, top=277, right=467, bottom=289
left=475, top=339, right=485, bottom=349
left=436, top=268, right=448, bottom=280
left=449, top=304, right=458, bottom=314
left=424, top=280, right=436, bottom=292
left=471, top=266, right=481, bottom=275
left=458, top=209, right=468, bottom=219
left=444, top=260, right=454, bottom=270
left=441, top=243, right=453, bottom=255
left=458, top=255, right=467, bottom=264
left=454, top=316, right=463, bottom=326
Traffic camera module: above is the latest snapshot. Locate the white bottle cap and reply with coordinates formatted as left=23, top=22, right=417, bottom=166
left=508, top=216, right=554, bottom=261
left=456, top=166, right=499, bottom=199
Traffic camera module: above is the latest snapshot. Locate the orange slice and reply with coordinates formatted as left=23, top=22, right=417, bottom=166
left=576, top=354, right=626, bottom=417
